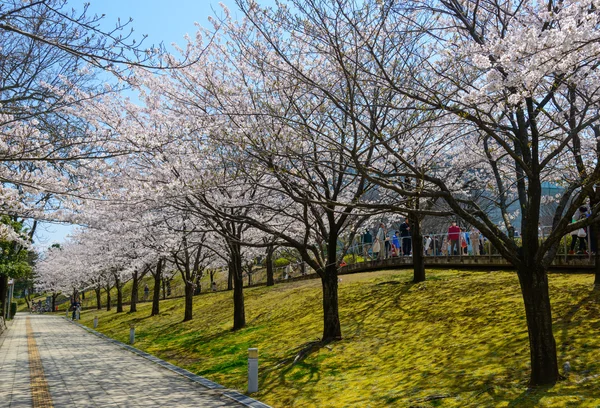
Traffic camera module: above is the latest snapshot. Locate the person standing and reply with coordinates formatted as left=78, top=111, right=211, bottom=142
left=470, top=228, right=481, bottom=256
left=71, top=297, right=80, bottom=320
left=399, top=218, right=411, bottom=256
left=570, top=206, right=589, bottom=254
left=363, top=229, right=373, bottom=259
left=376, top=223, right=386, bottom=260
left=424, top=235, right=432, bottom=256
left=392, top=231, right=400, bottom=257
left=460, top=228, right=468, bottom=255
left=448, top=222, right=461, bottom=255
left=143, top=284, right=150, bottom=301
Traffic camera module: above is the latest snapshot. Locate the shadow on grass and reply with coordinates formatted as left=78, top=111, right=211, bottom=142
left=507, top=385, right=556, bottom=407
left=258, top=340, right=330, bottom=406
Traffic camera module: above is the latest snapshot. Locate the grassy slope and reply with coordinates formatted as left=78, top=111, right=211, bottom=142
left=78, top=269, right=600, bottom=407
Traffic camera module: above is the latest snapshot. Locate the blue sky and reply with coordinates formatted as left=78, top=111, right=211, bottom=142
left=36, top=0, right=260, bottom=248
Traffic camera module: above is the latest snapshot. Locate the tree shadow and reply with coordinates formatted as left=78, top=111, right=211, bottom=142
left=507, top=385, right=557, bottom=407
left=556, top=290, right=600, bottom=362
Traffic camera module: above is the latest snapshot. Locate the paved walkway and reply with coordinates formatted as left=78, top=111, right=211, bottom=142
left=0, top=314, right=244, bottom=407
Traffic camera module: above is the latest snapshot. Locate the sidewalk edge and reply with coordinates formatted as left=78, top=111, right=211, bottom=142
left=67, top=318, right=272, bottom=408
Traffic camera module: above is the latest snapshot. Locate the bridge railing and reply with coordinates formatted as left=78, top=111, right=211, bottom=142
left=262, top=227, right=594, bottom=283
left=342, top=227, right=593, bottom=265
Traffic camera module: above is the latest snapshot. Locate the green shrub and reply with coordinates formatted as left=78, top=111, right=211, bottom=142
left=10, top=302, right=17, bottom=319
left=343, top=254, right=365, bottom=265
left=273, top=257, right=291, bottom=268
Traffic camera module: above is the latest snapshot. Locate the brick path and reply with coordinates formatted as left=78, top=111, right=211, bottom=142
left=0, top=314, right=245, bottom=407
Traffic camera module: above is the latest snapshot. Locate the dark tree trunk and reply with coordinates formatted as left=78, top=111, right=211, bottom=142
left=0, top=275, right=8, bottom=318
left=183, top=282, right=194, bottom=322
left=95, top=288, right=102, bottom=310
left=227, top=266, right=233, bottom=291
left=410, top=214, right=425, bottom=283
left=594, top=226, right=600, bottom=290
left=321, top=264, right=342, bottom=342
left=25, top=290, right=31, bottom=310
left=106, top=286, right=111, bottom=311
left=81, top=291, right=85, bottom=300
left=266, top=246, right=275, bottom=286
left=517, top=266, right=560, bottom=385
left=591, top=197, right=600, bottom=289
left=230, top=245, right=245, bottom=330
left=52, top=293, right=58, bottom=312
left=151, top=261, right=162, bottom=316
left=162, top=277, right=166, bottom=300
left=129, top=272, right=139, bottom=313
left=116, top=278, right=123, bottom=313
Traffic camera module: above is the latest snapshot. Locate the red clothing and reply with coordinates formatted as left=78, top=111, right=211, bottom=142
left=448, top=225, right=461, bottom=241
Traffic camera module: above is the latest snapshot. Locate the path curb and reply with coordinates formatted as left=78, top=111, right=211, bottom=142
left=66, top=318, right=271, bottom=408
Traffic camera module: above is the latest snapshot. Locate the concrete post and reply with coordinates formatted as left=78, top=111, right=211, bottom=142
left=129, top=325, right=135, bottom=345
left=93, top=316, right=98, bottom=329
left=248, top=348, right=258, bottom=393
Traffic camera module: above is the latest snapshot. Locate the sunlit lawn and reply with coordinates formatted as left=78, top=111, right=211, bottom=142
left=78, top=269, right=600, bottom=407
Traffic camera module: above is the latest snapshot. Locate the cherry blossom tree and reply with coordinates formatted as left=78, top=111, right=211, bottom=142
left=233, top=0, right=600, bottom=385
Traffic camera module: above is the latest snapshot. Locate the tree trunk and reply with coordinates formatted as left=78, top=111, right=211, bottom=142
left=106, top=286, right=111, bottom=311
left=517, top=266, right=560, bottom=385
left=0, top=275, right=8, bottom=318
left=321, top=264, right=342, bottom=342
left=151, top=261, right=162, bottom=316
left=116, top=278, right=123, bottom=313
left=95, top=288, right=102, bottom=310
left=410, top=214, right=426, bottom=283
left=227, top=266, right=233, bottom=291
left=52, top=293, right=58, bottom=312
left=230, top=246, right=245, bottom=330
left=162, top=277, right=166, bottom=300
left=183, top=282, right=194, bottom=322
left=593, top=223, right=600, bottom=290
left=25, top=290, right=31, bottom=310
left=129, top=271, right=139, bottom=313
left=266, top=246, right=275, bottom=286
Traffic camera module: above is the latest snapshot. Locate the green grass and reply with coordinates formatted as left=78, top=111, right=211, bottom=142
left=78, top=269, right=600, bottom=407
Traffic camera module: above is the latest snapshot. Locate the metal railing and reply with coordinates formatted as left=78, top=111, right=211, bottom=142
left=342, top=227, right=594, bottom=264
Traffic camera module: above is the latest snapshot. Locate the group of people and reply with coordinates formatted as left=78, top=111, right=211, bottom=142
left=440, top=222, right=489, bottom=256
left=358, top=220, right=491, bottom=259
left=360, top=219, right=413, bottom=260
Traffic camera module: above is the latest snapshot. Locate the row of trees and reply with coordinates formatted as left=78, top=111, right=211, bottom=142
left=4, top=0, right=599, bottom=387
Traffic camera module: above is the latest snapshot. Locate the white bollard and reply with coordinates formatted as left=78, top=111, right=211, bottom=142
left=66, top=309, right=69, bottom=319
left=248, top=348, right=258, bottom=393
left=76, top=308, right=80, bottom=320
left=93, top=316, right=98, bottom=329
left=129, top=325, right=135, bottom=345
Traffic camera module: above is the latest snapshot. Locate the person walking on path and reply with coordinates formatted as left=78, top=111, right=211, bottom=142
left=399, top=218, right=411, bottom=256
left=448, top=222, right=461, bottom=255
left=143, top=284, right=150, bottom=301
left=71, top=297, right=80, bottom=320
